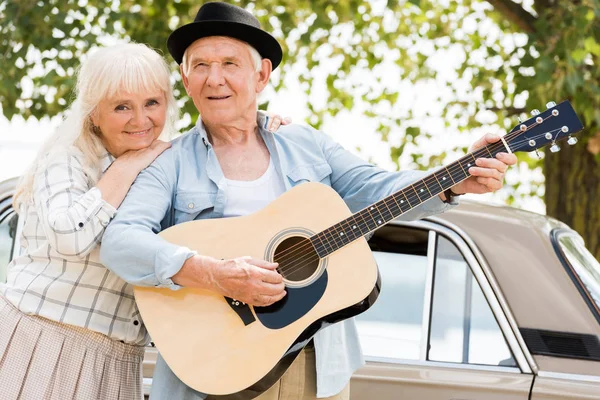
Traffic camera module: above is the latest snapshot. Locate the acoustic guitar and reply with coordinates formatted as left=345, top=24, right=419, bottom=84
left=134, top=100, right=583, bottom=399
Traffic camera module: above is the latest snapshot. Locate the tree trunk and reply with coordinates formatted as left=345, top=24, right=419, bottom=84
left=544, top=142, right=600, bottom=261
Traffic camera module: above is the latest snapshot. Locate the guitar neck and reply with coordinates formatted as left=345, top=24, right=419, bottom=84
left=310, top=139, right=509, bottom=258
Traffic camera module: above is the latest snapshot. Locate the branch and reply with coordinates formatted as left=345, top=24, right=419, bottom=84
left=487, top=106, right=526, bottom=116
left=486, top=0, right=537, bottom=34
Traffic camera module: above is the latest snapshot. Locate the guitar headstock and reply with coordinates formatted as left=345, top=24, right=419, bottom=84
left=505, top=101, right=584, bottom=154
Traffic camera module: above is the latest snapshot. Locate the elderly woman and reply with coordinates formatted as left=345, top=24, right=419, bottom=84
left=0, top=42, right=287, bottom=400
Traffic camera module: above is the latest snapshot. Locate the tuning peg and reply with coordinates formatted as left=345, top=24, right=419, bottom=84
left=546, top=101, right=557, bottom=109
left=550, top=144, right=561, bottom=153
left=567, top=136, right=578, bottom=145
left=531, top=109, right=540, bottom=116
left=517, top=117, right=523, bottom=123
left=534, top=149, right=542, bottom=160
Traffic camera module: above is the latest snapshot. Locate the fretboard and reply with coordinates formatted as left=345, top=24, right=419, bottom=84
left=310, top=141, right=503, bottom=258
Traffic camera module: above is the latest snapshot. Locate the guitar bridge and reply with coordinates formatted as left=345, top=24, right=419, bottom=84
left=224, top=297, right=256, bottom=326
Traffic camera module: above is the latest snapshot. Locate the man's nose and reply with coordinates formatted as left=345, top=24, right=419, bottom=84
left=206, top=64, right=225, bottom=86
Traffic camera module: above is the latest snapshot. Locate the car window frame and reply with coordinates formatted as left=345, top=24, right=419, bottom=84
left=360, top=218, right=534, bottom=375
left=551, top=228, right=600, bottom=326
left=0, top=179, right=19, bottom=278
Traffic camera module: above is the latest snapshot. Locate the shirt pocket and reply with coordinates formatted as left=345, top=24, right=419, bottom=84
left=286, top=162, right=333, bottom=186
left=173, top=191, right=215, bottom=224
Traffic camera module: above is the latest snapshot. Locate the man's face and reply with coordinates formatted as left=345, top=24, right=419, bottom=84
left=181, top=36, right=269, bottom=127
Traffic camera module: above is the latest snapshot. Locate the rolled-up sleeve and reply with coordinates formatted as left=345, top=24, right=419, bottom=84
left=314, top=129, right=457, bottom=219
left=100, top=150, right=195, bottom=290
left=33, top=153, right=117, bottom=257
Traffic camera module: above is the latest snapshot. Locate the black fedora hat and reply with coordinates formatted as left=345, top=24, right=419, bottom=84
left=167, top=2, right=283, bottom=70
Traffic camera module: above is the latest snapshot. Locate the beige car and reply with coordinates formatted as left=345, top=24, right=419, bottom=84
left=1, top=177, right=599, bottom=399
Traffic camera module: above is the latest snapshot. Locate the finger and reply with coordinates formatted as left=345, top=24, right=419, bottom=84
left=260, top=269, right=284, bottom=284
left=476, top=177, right=502, bottom=191
left=496, top=152, right=518, bottom=166
left=256, top=291, right=286, bottom=306
left=282, top=117, right=292, bottom=125
left=475, top=158, right=508, bottom=173
left=468, top=166, right=503, bottom=180
left=259, top=281, right=286, bottom=296
left=247, top=258, right=279, bottom=270
left=470, top=133, right=500, bottom=151
left=268, top=116, right=281, bottom=132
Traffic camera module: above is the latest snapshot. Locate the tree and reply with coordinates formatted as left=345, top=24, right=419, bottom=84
left=0, top=0, right=598, bottom=258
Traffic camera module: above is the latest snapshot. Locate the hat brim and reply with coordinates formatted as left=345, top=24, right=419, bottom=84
left=167, top=20, right=283, bottom=70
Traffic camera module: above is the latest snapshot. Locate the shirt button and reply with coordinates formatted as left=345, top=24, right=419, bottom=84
left=133, top=320, right=139, bottom=326
left=188, top=203, right=194, bottom=209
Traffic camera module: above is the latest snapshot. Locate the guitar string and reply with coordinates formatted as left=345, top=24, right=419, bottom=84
left=269, top=118, right=559, bottom=265
left=274, top=124, right=561, bottom=272
left=275, top=125, right=562, bottom=275
left=276, top=126, right=564, bottom=277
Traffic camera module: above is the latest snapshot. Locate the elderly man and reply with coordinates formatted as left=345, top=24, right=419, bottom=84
left=101, top=2, right=517, bottom=399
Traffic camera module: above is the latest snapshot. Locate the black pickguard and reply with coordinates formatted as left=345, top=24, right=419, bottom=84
left=205, top=267, right=381, bottom=400
left=253, top=271, right=328, bottom=329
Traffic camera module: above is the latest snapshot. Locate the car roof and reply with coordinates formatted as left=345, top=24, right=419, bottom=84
left=430, top=200, right=600, bottom=374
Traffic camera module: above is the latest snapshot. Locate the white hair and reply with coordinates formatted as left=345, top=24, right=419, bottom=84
left=181, top=39, right=263, bottom=76
left=13, top=43, right=178, bottom=209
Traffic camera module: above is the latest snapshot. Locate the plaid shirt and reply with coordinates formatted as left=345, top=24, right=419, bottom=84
left=1, top=148, right=149, bottom=345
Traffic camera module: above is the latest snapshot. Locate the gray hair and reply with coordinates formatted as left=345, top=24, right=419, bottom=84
left=14, top=43, right=178, bottom=209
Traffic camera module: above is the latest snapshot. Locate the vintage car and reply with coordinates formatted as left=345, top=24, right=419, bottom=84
left=0, top=176, right=599, bottom=399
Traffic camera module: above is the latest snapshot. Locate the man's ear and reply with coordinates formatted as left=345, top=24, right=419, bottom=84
left=255, top=58, right=272, bottom=93
left=180, top=64, right=192, bottom=96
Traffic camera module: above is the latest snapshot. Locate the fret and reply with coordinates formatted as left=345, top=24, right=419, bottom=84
left=382, top=197, right=398, bottom=218
left=355, top=210, right=371, bottom=235
left=315, top=231, right=334, bottom=255
left=359, top=208, right=379, bottom=232
left=425, top=174, right=444, bottom=196
left=339, top=218, right=359, bottom=243
left=310, top=236, right=327, bottom=258
left=443, top=166, right=456, bottom=184
left=323, top=225, right=341, bottom=251
left=367, top=204, right=386, bottom=228
left=413, top=178, right=433, bottom=202
left=411, top=185, right=422, bottom=202
left=484, top=145, right=493, bottom=158
left=311, top=143, right=495, bottom=258
left=393, top=191, right=412, bottom=213
left=456, top=158, right=472, bottom=181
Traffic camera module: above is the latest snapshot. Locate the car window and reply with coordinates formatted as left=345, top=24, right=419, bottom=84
left=428, top=235, right=515, bottom=366
left=355, top=225, right=429, bottom=360
left=0, top=212, right=17, bottom=283
left=555, top=232, right=600, bottom=317
left=356, top=225, right=516, bottom=368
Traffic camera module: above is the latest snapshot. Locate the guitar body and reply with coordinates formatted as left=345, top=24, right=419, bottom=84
left=134, top=182, right=381, bottom=398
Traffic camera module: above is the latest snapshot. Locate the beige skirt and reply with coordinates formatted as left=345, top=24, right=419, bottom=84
left=0, top=296, right=145, bottom=400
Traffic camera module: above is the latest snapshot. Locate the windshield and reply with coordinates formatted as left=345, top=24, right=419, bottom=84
left=556, top=233, right=600, bottom=316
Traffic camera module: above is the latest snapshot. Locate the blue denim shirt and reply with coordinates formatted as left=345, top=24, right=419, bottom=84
left=100, top=114, right=456, bottom=398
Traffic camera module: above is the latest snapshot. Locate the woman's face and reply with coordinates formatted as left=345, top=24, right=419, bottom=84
left=92, top=89, right=167, bottom=157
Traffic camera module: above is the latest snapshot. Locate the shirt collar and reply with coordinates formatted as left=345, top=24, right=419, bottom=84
left=100, top=151, right=115, bottom=173
left=194, top=110, right=272, bottom=149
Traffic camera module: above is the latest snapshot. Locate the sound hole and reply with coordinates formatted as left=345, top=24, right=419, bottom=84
left=274, top=236, right=319, bottom=282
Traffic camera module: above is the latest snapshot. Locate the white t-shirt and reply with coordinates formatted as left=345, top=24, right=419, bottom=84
left=222, top=158, right=286, bottom=218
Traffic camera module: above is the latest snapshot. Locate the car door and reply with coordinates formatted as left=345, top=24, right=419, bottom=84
left=0, top=178, right=18, bottom=283
left=351, top=220, right=534, bottom=400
